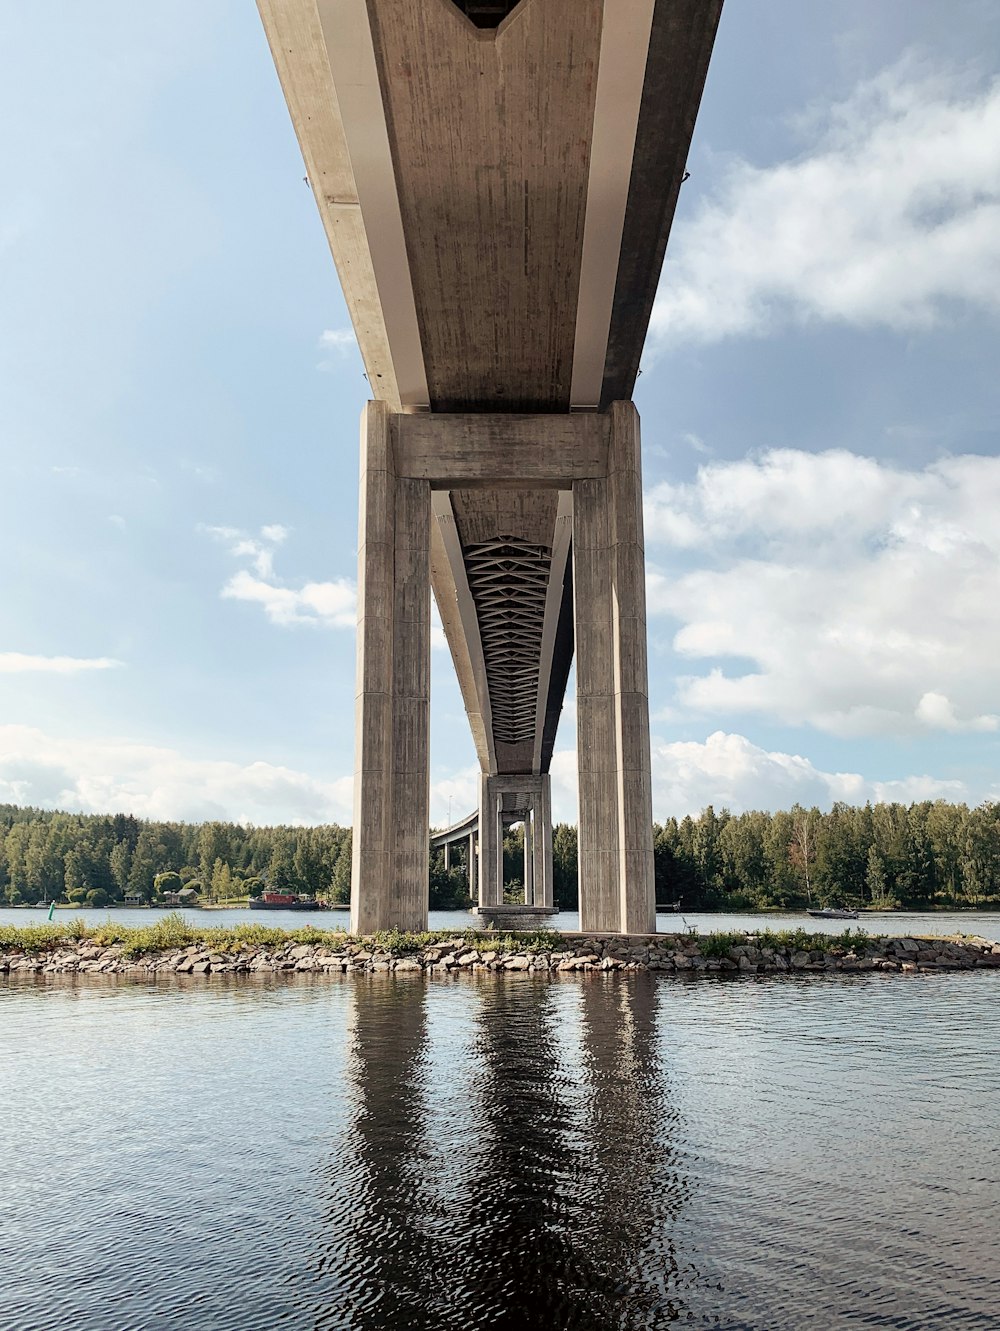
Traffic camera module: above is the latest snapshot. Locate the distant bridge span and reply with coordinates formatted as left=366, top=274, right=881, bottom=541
left=257, top=0, right=724, bottom=933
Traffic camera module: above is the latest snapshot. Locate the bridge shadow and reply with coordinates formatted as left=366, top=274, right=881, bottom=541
left=309, top=974, right=696, bottom=1330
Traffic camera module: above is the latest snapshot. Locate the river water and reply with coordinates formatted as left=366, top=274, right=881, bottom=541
left=4, top=905, right=1000, bottom=940
left=3, top=969, right=999, bottom=1330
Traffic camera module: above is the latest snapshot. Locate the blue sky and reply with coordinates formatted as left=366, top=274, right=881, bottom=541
left=2, top=1, right=999, bottom=826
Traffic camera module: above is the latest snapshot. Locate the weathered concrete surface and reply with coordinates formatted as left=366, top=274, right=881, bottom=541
left=257, top=0, right=725, bottom=412
left=352, top=401, right=430, bottom=933
left=352, top=403, right=657, bottom=934
left=574, top=403, right=655, bottom=935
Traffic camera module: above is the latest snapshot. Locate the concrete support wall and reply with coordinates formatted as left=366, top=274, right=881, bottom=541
left=523, top=816, right=534, bottom=905
left=478, top=774, right=499, bottom=909
left=476, top=774, right=554, bottom=913
left=573, top=401, right=655, bottom=934
left=351, top=401, right=431, bottom=934
left=534, top=775, right=554, bottom=909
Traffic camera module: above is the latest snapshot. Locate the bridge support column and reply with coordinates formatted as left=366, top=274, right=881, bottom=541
left=351, top=401, right=431, bottom=934
left=478, top=775, right=501, bottom=908
left=523, top=815, right=534, bottom=905
left=477, top=774, right=554, bottom=913
left=573, top=401, right=655, bottom=934
left=534, top=774, right=554, bottom=909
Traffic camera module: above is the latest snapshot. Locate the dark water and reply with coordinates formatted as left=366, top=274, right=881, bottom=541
left=3, top=972, right=999, bottom=1330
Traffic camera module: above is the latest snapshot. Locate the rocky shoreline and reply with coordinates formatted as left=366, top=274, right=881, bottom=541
left=3, top=931, right=1000, bottom=978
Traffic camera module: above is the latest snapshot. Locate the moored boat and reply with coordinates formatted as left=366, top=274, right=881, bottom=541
left=248, top=891, right=328, bottom=911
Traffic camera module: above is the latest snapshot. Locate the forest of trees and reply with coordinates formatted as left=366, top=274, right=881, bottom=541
left=0, top=806, right=353, bottom=910
left=650, top=801, right=1000, bottom=912
left=2, top=799, right=1000, bottom=913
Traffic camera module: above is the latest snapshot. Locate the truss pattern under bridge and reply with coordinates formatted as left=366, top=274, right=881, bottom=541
left=463, top=536, right=553, bottom=745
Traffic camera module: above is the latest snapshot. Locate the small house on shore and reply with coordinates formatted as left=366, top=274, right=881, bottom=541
left=163, top=887, right=201, bottom=908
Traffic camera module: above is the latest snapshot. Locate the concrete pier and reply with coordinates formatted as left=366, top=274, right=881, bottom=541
left=574, top=403, right=655, bottom=934
left=355, top=406, right=654, bottom=934
left=351, top=402, right=431, bottom=934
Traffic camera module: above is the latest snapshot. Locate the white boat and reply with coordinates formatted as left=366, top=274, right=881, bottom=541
left=807, top=908, right=859, bottom=920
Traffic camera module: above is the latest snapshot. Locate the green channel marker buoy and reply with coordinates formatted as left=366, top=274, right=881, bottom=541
left=47, top=902, right=56, bottom=921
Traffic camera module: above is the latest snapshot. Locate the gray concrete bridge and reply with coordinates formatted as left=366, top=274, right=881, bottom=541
left=257, top=0, right=723, bottom=933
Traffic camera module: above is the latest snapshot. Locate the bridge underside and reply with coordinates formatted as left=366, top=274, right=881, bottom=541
left=257, top=0, right=724, bottom=932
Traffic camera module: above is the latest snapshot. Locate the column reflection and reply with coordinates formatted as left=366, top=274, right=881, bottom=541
left=310, top=975, right=435, bottom=1329
left=309, top=974, right=695, bottom=1331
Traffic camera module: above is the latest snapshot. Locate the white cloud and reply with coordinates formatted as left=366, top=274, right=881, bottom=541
left=429, top=764, right=480, bottom=828
left=202, top=521, right=449, bottom=641
left=647, top=731, right=967, bottom=818
left=318, top=327, right=358, bottom=368
left=916, top=691, right=998, bottom=733
left=202, top=523, right=356, bottom=629
left=202, top=524, right=240, bottom=542
left=645, top=448, right=1000, bottom=736
left=0, top=653, right=123, bottom=674
left=222, top=569, right=355, bottom=628
left=0, top=724, right=353, bottom=825
left=551, top=731, right=968, bottom=822
left=1, top=720, right=971, bottom=830
left=203, top=523, right=288, bottom=567
left=179, top=460, right=219, bottom=484
left=652, top=60, right=1000, bottom=346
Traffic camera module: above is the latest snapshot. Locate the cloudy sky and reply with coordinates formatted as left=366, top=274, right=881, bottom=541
left=2, top=1, right=999, bottom=826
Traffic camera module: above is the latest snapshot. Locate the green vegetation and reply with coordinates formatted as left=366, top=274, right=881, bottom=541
left=0, top=807, right=354, bottom=909
left=652, top=801, right=1000, bottom=912
left=3, top=797, right=1000, bottom=913
left=0, top=914, right=565, bottom=958
left=693, top=926, right=876, bottom=957
left=0, top=913, right=345, bottom=956
left=695, top=931, right=745, bottom=958
left=0, top=913, right=898, bottom=963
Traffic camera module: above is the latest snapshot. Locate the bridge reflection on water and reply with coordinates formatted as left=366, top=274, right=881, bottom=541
left=4, top=971, right=1000, bottom=1330
left=331, top=975, right=690, bottom=1328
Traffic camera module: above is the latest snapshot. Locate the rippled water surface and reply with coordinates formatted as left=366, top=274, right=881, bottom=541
left=4, top=972, right=999, bottom=1330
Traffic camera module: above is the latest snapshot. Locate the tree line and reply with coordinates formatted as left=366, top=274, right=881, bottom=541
left=0, top=806, right=353, bottom=910
left=2, top=799, right=1000, bottom=912
left=651, top=801, right=1000, bottom=912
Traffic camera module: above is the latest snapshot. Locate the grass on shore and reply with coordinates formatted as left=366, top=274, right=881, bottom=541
left=0, top=916, right=900, bottom=961
left=694, top=926, right=877, bottom=957
left=0, top=913, right=569, bottom=959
